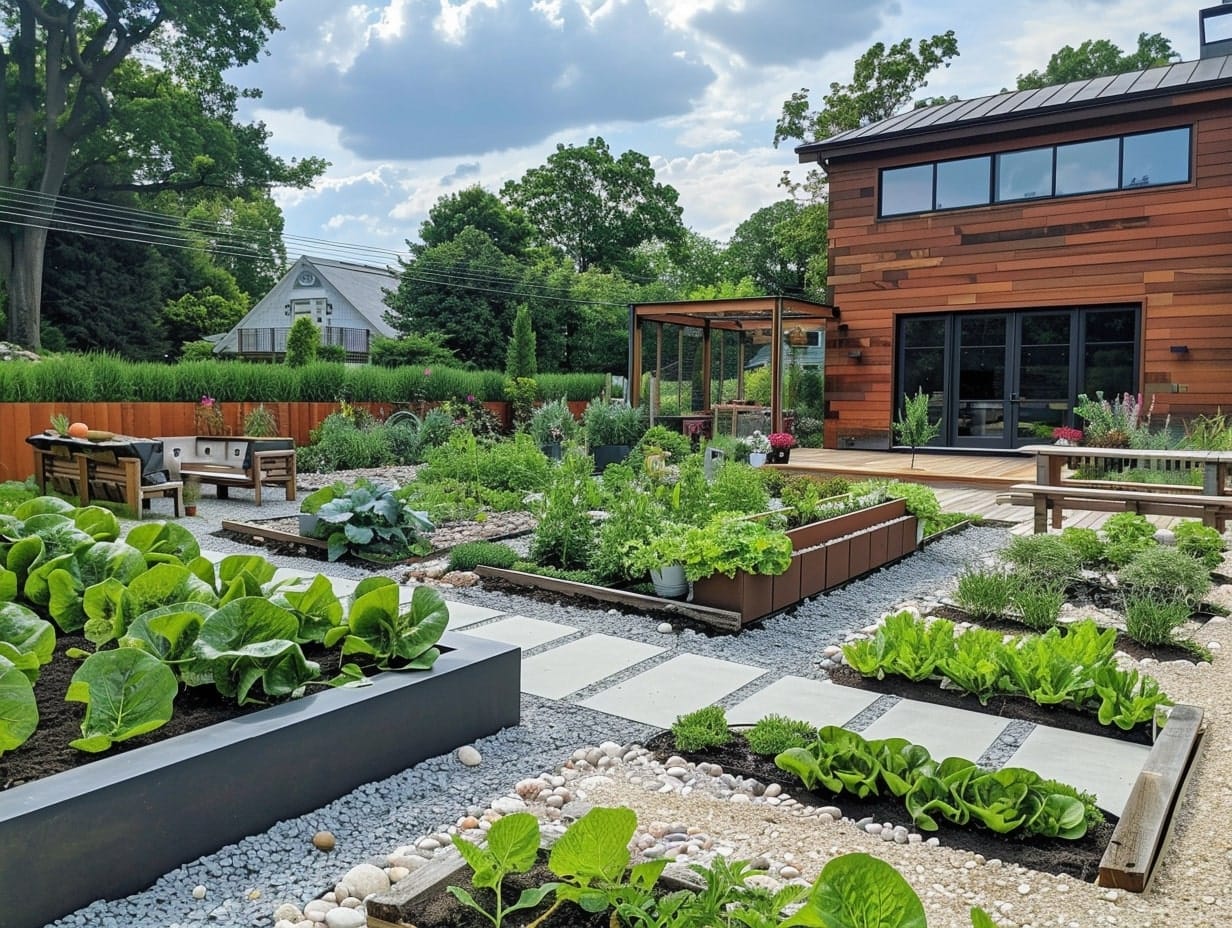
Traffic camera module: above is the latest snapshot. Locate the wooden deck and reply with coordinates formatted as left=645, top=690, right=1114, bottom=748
left=780, top=449, right=1205, bottom=536
left=779, top=448, right=1033, bottom=488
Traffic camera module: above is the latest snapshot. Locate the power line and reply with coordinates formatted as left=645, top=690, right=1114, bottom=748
left=0, top=186, right=631, bottom=306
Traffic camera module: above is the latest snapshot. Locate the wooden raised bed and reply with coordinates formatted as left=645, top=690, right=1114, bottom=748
left=1098, top=703, right=1206, bottom=892
left=479, top=499, right=919, bottom=632
left=0, top=633, right=521, bottom=928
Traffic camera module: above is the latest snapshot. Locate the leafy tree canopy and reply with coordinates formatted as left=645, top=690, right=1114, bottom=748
left=774, top=32, right=959, bottom=199
left=502, top=137, right=685, bottom=275
left=417, top=186, right=535, bottom=258
left=0, top=0, right=326, bottom=349
left=1016, top=33, right=1179, bottom=90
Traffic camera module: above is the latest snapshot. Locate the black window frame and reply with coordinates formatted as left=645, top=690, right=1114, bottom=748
left=877, top=125, right=1191, bottom=219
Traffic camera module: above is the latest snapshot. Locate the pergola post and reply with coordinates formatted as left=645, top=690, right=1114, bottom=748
left=770, top=296, right=783, bottom=433
left=701, top=320, right=713, bottom=412
left=628, top=304, right=642, bottom=407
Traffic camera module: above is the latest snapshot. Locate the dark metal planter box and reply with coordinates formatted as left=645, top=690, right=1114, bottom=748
left=0, top=632, right=520, bottom=928
left=692, top=571, right=774, bottom=620
left=785, top=499, right=908, bottom=550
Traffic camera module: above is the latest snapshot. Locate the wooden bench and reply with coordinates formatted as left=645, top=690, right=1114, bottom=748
left=33, top=446, right=182, bottom=518
left=1002, top=482, right=1232, bottom=533
left=161, top=437, right=296, bottom=507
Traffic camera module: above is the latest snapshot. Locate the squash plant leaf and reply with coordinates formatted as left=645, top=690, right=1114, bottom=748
left=66, top=648, right=176, bottom=753
left=781, top=852, right=926, bottom=928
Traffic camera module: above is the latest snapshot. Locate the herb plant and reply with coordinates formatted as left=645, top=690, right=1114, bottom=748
left=529, top=449, right=599, bottom=570
left=1102, top=512, right=1157, bottom=567
left=447, top=541, right=520, bottom=573
left=678, top=515, right=792, bottom=581
left=670, top=704, right=731, bottom=752
left=1174, top=520, right=1226, bottom=569
left=745, top=714, right=817, bottom=756
left=1120, top=546, right=1210, bottom=607
left=1002, top=534, right=1080, bottom=585
left=953, top=568, right=1013, bottom=619
left=1123, top=595, right=1192, bottom=648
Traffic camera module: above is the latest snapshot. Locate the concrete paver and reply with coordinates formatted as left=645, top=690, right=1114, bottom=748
left=522, top=634, right=666, bottom=700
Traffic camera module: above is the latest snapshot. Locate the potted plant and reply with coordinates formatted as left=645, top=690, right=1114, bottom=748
left=627, top=527, right=690, bottom=598
left=530, top=398, right=578, bottom=459
left=768, top=431, right=796, bottom=464
left=182, top=478, right=201, bottom=516
left=1052, top=425, right=1084, bottom=446
left=583, top=399, right=645, bottom=471
left=682, top=515, right=793, bottom=619
left=746, top=430, right=770, bottom=467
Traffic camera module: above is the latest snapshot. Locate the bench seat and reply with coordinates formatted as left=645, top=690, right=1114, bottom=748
left=1003, top=482, right=1232, bottom=533
left=160, top=437, right=296, bottom=507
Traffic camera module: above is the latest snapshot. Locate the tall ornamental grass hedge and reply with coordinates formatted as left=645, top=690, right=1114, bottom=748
left=0, top=354, right=605, bottom=403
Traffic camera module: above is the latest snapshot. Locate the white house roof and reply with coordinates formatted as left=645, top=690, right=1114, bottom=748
left=212, top=256, right=400, bottom=353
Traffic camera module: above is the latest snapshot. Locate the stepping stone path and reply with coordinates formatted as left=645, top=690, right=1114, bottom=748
left=211, top=551, right=1151, bottom=816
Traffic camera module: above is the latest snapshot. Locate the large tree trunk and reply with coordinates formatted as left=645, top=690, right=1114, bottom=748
left=7, top=225, right=47, bottom=348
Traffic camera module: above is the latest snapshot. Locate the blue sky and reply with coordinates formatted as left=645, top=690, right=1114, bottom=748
left=235, top=0, right=1202, bottom=260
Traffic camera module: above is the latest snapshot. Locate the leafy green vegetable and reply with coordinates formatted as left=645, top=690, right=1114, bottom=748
left=0, top=654, right=38, bottom=755
left=43, top=540, right=148, bottom=634
left=447, top=812, right=555, bottom=927
left=1094, top=665, right=1173, bottom=730
left=119, top=563, right=218, bottom=630
left=549, top=806, right=666, bottom=915
left=780, top=852, right=926, bottom=928
left=124, top=521, right=202, bottom=565
left=326, top=580, right=448, bottom=671
left=0, top=601, right=55, bottom=681
left=272, top=574, right=344, bottom=643
left=66, top=648, right=177, bottom=752
left=191, top=598, right=320, bottom=704
left=120, top=602, right=213, bottom=662
left=71, top=506, right=121, bottom=542
left=936, top=628, right=1005, bottom=705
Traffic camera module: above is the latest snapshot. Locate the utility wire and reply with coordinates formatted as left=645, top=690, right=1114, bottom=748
left=0, top=190, right=631, bottom=306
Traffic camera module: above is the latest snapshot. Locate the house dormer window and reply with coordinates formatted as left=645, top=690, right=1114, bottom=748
left=879, top=125, right=1191, bottom=218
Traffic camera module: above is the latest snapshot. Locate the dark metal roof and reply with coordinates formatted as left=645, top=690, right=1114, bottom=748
left=798, top=54, right=1232, bottom=163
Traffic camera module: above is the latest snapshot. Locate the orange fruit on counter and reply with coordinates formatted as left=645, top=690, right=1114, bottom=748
left=67, top=422, right=89, bottom=438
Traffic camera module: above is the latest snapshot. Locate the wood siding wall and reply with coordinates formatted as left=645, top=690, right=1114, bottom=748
left=822, top=98, right=1232, bottom=447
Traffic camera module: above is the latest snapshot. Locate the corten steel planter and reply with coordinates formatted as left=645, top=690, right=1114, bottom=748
left=772, top=557, right=802, bottom=611
left=692, top=571, right=774, bottom=619
left=825, top=537, right=852, bottom=589
left=785, top=499, right=908, bottom=551
left=800, top=545, right=828, bottom=598
left=0, top=632, right=521, bottom=928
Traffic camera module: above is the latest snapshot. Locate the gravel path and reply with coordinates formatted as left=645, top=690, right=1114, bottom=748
left=39, top=472, right=1226, bottom=928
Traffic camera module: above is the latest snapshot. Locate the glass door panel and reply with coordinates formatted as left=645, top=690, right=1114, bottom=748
left=899, top=316, right=947, bottom=443
left=956, top=315, right=1008, bottom=446
left=1014, top=312, right=1072, bottom=444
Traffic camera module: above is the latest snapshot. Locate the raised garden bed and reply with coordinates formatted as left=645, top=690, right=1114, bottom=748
left=477, top=499, right=919, bottom=632
left=0, top=631, right=521, bottom=928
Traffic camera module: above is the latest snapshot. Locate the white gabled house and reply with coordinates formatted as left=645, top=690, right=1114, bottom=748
left=213, top=256, right=399, bottom=362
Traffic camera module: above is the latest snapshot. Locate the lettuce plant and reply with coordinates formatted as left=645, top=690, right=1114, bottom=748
left=780, top=852, right=926, bottom=928
left=0, top=654, right=38, bottom=756
left=190, top=597, right=320, bottom=704
left=66, top=648, right=177, bottom=752
left=0, top=601, right=55, bottom=681
left=325, top=578, right=448, bottom=671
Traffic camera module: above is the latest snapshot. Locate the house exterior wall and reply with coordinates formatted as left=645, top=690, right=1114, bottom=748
left=821, top=94, right=1232, bottom=448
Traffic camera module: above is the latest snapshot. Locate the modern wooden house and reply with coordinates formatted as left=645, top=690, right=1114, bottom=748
left=212, top=256, right=398, bottom=362
left=796, top=10, right=1232, bottom=451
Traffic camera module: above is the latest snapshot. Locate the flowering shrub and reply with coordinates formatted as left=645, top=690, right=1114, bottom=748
left=1074, top=391, right=1170, bottom=449
left=194, top=395, right=225, bottom=435
left=768, top=432, right=796, bottom=451
left=1051, top=426, right=1084, bottom=443
left=746, top=430, right=770, bottom=453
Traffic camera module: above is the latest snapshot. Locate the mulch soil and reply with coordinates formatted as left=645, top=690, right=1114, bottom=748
left=1, top=635, right=345, bottom=791
left=644, top=730, right=1115, bottom=883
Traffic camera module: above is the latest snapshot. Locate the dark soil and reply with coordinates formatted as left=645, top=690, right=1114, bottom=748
left=399, top=859, right=614, bottom=928
left=1, top=634, right=347, bottom=791
left=645, top=731, right=1115, bottom=883
left=826, top=664, right=1153, bottom=745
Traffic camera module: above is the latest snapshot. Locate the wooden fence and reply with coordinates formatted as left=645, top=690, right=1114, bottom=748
left=0, top=400, right=589, bottom=483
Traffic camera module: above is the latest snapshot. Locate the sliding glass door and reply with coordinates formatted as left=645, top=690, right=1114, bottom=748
left=895, top=306, right=1138, bottom=450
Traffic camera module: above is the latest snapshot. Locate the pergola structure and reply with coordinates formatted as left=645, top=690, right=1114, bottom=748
left=627, top=295, right=837, bottom=435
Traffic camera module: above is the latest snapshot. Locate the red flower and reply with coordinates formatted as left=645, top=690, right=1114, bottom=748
left=1052, top=426, right=1084, bottom=442
left=768, top=432, right=796, bottom=450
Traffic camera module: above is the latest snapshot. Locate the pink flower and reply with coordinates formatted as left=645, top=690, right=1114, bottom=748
left=200, top=395, right=215, bottom=407
left=768, top=432, right=796, bottom=450
left=466, top=394, right=476, bottom=403
left=423, top=368, right=432, bottom=377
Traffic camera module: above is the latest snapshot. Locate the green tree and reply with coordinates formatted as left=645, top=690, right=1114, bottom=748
left=384, top=227, right=528, bottom=370
left=0, top=1, right=325, bottom=349
left=725, top=200, right=812, bottom=295
left=1016, top=33, right=1178, bottom=90
left=774, top=32, right=960, bottom=198
left=502, top=137, right=685, bottom=274
left=163, top=287, right=248, bottom=353
left=418, top=186, right=534, bottom=258
left=505, top=304, right=538, bottom=379
left=284, top=316, right=320, bottom=368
